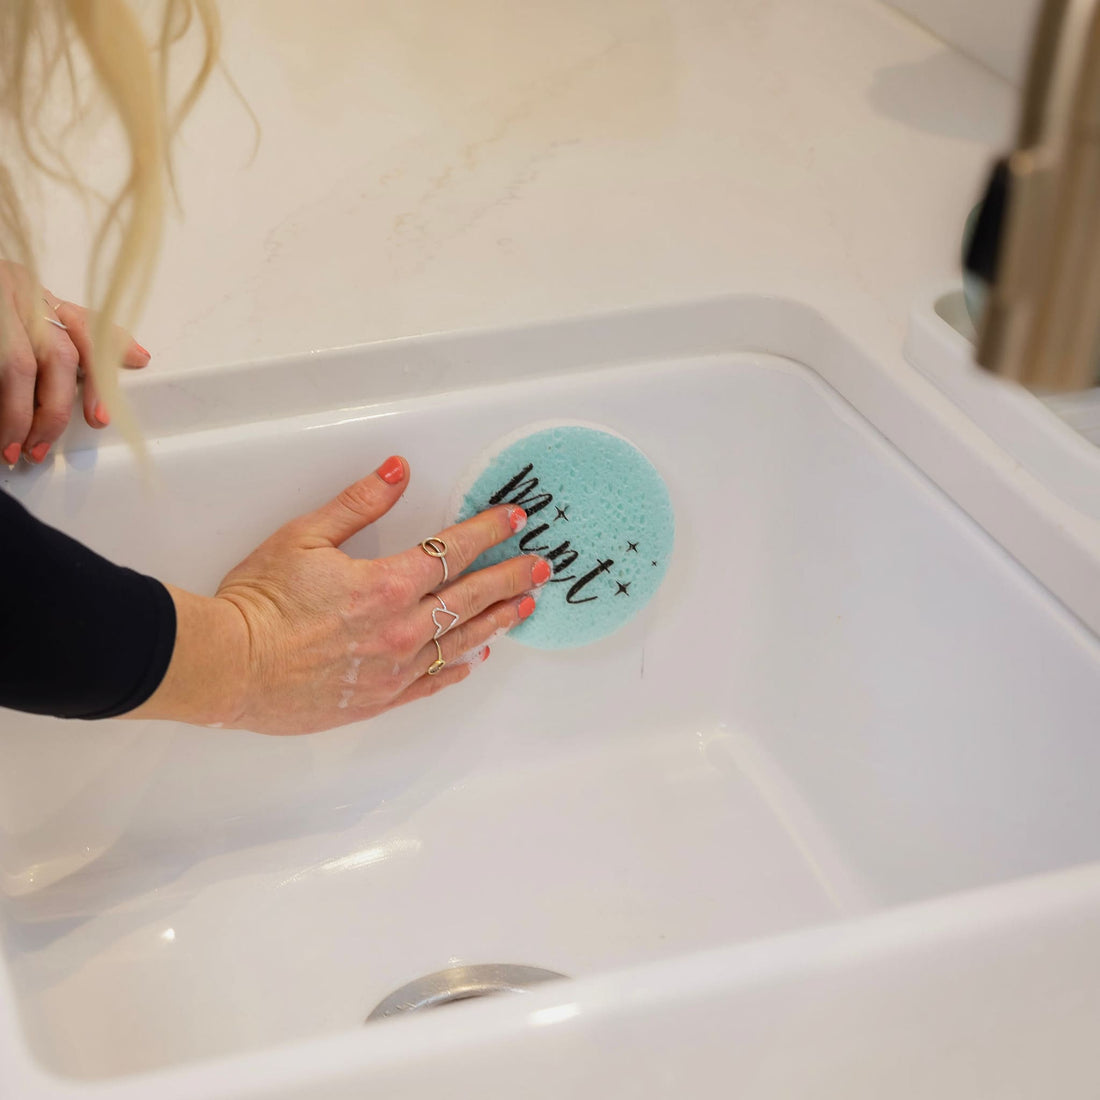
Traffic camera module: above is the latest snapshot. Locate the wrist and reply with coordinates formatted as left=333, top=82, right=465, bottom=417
left=125, top=585, right=250, bottom=727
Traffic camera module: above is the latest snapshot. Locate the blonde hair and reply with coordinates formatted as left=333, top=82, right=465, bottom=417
left=0, top=1, right=220, bottom=443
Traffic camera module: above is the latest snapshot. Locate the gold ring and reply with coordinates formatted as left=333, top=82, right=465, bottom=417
left=427, top=639, right=446, bottom=676
left=420, top=537, right=449, bottom=584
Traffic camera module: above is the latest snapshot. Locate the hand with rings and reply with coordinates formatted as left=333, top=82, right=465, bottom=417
left=0, top=260, right=151, bottom=466
left=128, top=454, right=549, bottom=735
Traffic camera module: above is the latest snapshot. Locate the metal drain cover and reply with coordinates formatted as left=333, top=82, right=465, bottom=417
left=367, top=964, right=567, bottom=1021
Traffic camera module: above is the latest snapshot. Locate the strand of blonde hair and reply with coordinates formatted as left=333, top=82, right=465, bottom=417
left=0, top=1, right=220, bottom=457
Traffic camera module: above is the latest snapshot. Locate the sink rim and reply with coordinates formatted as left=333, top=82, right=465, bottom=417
left=7, top=291, right=1100, bottom=638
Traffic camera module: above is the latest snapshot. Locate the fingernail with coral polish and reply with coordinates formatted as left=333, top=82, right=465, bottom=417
left=135, top=342, right=150, bottom=359
left=480, top=646, right=491, bottom=662
left=94, top=402, right=110, bottom=426
left=531, top=559, right=551, bottom=586
left=518, top=595, right=536, bottom=620
left=377, top=456, right=404, bottom=484
left=28, top=442, right=50, bottom=464
left=508, top=506, right=527, bottom=533
left=2, top=443, right=19, bottom=466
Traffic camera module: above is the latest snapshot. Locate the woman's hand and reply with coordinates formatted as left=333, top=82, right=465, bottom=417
left=129, top=456, right=548, bottom=735
left=0, top=260, right=150, bottom=466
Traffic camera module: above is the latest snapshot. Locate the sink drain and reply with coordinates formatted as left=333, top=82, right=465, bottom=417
left=367, top=964, right=567, bottom=1021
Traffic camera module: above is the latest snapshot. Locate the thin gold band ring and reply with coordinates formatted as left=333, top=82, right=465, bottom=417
left=420, top=537, right=449, bottom=585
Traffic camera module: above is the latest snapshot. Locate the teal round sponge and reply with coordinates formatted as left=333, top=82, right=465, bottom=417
left=450, top=422, right=674, bottom=649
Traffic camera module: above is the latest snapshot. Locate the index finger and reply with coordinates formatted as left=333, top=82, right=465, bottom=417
left=387, top=503, right=527, bottom=594
left=55, top=301, right=151, bottom=371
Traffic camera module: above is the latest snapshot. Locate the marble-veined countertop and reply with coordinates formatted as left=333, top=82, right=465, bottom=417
left=34, top=0, right=1013, bottom=376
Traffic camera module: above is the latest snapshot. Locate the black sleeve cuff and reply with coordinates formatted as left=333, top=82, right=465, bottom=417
left=76, top=571, right=178, bottom=720
left=1, top=490, right=178, bottom=720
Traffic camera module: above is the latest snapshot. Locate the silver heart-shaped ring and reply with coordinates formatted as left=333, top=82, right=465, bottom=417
left=431, top=594, right=459, bottom=639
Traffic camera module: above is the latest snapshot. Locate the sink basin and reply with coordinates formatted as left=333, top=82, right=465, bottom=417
left=2, top=298, right=1100, bottom=1096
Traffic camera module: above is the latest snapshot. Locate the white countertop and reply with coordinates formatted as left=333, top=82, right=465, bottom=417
left=35, top=0, right=1015, bottom=377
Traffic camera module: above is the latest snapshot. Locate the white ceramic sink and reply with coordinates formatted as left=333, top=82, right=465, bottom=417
left=2, top=298, right=1100, bottom=1098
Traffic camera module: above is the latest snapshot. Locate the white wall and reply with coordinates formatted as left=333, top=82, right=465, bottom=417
left=881, top=0, right=1043, bottom=85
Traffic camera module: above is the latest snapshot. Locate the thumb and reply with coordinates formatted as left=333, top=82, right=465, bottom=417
left=295, top=456, right=408, bottom=547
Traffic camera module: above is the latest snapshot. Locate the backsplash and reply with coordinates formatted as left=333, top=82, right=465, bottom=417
left=881, top=0, right=1043, bottom=85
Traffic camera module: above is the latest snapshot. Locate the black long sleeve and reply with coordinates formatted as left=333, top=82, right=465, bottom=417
left=0, top=489, right=176, bottom=719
